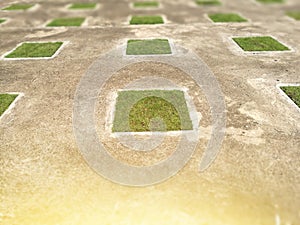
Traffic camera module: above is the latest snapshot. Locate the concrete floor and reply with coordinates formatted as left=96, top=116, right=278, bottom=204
left=0, top=0, right=300, bottom=224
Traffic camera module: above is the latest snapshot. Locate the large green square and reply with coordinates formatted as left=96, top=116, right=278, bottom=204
left=5, top=42, right=63, bottom=58
left=133, top=1, right=159, bottom=8
left=68, top=3, right=97, bottom=10
left=286, top=11, right=300, bottom=21
left=2, top=3, right=34, bottom=10
left=209, top=13, right=247, bottom=22
left=0, top=94, right=18, bottom=116
left=126, top=39, right=171, bottom=55
left=280, top=86, right=300, bottom=108
left=130, top=15, right=164, bottom=25
left=232, top=36, right=289, bottom=51
left=112, top=90, right=193, bottom=132
left=46, top=17, right=85, bottom=27
left=196, top=0, right=221, bottom=5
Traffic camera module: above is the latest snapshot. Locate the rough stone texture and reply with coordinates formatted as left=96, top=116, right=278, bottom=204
left=0, top=0, right=300, bottom=224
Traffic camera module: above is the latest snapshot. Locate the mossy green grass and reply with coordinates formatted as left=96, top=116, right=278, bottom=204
left=130, top=15, right=164, bottom=24
left=112, top=90, right=193, bottom=132
left=196, top=0, right=221, bottom=6
left=2, top=4, right=34, bottom=10
left=233, top=36, right=289, bottom=51
left=280, top=86, right=300, bottom=108
left=5, top=42, right=63, bottom=58
left=0, top=94, right=18, bottom=116
left=286, top=11, right=300, bottom=21
left=133, top=1, right=159, bottom=8
left=47, top=17, right=85, bottom=27
left=209, top=13, right=247, bottom=22
left=68, top=3, right=97, bottom=10
left=126, top=39, right=171, bottom=55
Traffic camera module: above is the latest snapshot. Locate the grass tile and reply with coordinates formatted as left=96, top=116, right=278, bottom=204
left=112, top=90, right=193, bottom=132
left=126, top=39, right=171, bottom=55
left=196, top=0, right=221, bottom=6
left=133, top=1, right=159, bottom=8
left=2, top=3, right=34, bottom=10
left=130, top=15, right=164, bottom=24
left=0, top=94, right=18, bottom=116
left=232, top=36, right=289, bottom=51
left=286, top=11, right=300, bottom=20
left=47, top=17, right=85, bottom=27
left=68, top=3, right=97, bottom=10
left=5, top=42, right=63, bottom=58
left=281, top=86, right=300, bottom=108
left=209, top=13, right=247, bottom=22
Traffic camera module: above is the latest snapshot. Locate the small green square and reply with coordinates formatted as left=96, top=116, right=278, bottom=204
left=232, top=36, right=290, bottom=51
left=133, top=1, right=159, bottom=8
left=47, top=17, right=85, bottom=27
left=196, top=0, right=221, bottom=6
left=5, top=42, right=63, bottom=58
left=209, top=13, right=247, bottom=22
left=256, top=0, right=283, bottom=3
left=126, top=39, right=171, bottom=55
left=68, top=3, right=97, bottom=10
left=0, top=94, right=18, bottom=116
left=112, top=90, right=193, bottom=132
left=286, top=11, right=300, bottom=20
left=130, top=15, right=164, bottom=25
left=0, top=19, right=6, bottom=24
left=2, top=4, right=34, bottom=10
left=280, top=86, right=300, bottom=108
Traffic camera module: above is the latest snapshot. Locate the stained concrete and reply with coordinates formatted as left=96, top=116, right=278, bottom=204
left=0, top=0, right=300, bottom=224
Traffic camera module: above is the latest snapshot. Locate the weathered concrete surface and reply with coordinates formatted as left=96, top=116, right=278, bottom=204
left=0, top=0, right=299, bottom=224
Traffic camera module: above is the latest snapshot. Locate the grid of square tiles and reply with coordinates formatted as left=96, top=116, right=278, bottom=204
left=0, top=0, right=299, bottom=116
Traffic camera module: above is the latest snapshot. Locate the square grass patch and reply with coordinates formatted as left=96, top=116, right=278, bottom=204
left=68, top=3, right=97, bottom=10
left=130, top=15, right=164, bottom=25
left=4, top=42, right=63, bottom=58
left=196, top=0, right=221, bottom=6
left=0, top=18, right=6, bottom=24
left=286, top=11, right=300, bottom=21
left=2, top=3, right=34, bottom=10
left=112, top=90, right=193, bottom=132
left=209, top=13, right=247, bottom=22
left=126, top=39, right=171, bottom=55
left=256, top=0, right=283, bottom=3
left=0, top=94, right=18, bottom=116
left=280, top=86, right=300, bottom=108
left=232, top=36, right=289, bottom=51
left=133, top=1, right=159, bottom=8
left=47, top=17, right=85, bottom=27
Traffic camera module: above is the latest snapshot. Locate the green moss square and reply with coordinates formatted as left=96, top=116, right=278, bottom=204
left=232, top=36, right=289, bottom=51
left=5, top=42, right=63, bottom=58
left=280, top=86, right=300, bottom=108
left=112, top=90, right=193, bottom=132
left=0, top=18, right=6, bottom=24
left=0, top=94, right=18, bottom=116
left=286, top=11, right=300, bottom=20
left=133, top=1, right=159, bottom=8
left=68, top=3, right=97, bottom=10
left=126, top=39, right=171, bottom=55
left=196, top=0, right=221, bottom=6
left=47, top=17, right=85, bottom=27
left=256, top=0, right=283, bottom=3
left=130, top=15, right=164, bottom=24
left=2, top=3, right=34, bottom=10
left=209, top=13, right=247, bottom=22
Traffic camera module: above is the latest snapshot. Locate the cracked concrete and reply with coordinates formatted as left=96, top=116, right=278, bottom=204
left=0, top=0, right=300, bottom=224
